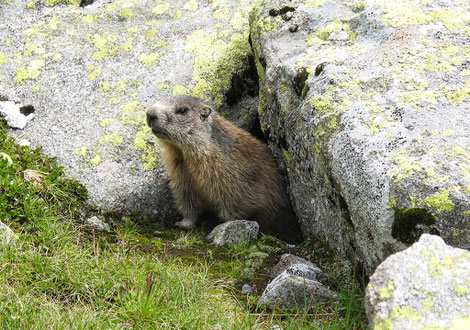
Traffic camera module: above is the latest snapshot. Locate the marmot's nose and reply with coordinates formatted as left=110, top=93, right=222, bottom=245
left=146, top=107, right=158, bottom=126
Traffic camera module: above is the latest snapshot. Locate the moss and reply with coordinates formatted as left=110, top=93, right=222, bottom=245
left=392, top=208, right=436, bottom=244
left=184, top=29, right=251, bottom=105
left=425, top=190, right=454, bottom=213
left=282, top=148, right=292, bottom=164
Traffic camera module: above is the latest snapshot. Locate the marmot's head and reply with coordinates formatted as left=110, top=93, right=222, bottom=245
left=147, top=95, right=214, bottom=149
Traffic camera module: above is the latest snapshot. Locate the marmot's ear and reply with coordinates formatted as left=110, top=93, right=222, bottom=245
left=200, top=105, right=212, bottom=120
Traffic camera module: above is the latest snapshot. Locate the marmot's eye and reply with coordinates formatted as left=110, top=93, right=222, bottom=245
left=176, top=107, right=189, bottom=115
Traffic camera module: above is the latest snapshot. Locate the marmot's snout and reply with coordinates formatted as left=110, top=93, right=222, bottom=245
left=146, top=106, right=159, bottom=127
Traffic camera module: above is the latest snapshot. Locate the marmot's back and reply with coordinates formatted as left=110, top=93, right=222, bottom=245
left=147, top=95, right=302, bottom=243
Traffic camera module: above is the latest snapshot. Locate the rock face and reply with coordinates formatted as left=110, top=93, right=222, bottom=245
left=259, top=254, right=336, bottom=309
left=206, top=220, right=259, bottom=246
left=0, top=0, right=256, bottom=220
left=365, top=234, right=470, bottom=329
left=251, top=0, right=470, bottom=273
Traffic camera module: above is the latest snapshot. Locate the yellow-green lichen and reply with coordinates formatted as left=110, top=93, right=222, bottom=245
left=446, top=82, right=470, bottom=105
left=134, top=126, right=159, bottom=170
left=87, top=33, right=134, bottom=61
left=152, top=3, right=170, bottom=15
left=213, top=8, right=229, bottom=20
left=305, top=0, right=327, bottom=8
left=138, top=52, right=161, bottom=67
left=172, top=85, right=189, bottom=95
left=379, top=280, right=395, bottom=299
left=173, top=11, right=182, bottom=20
left=117, top=8, right=133, bottom=20
left=31, top=84, right=40, bottom=93
left=424, top=190, right=454, bottom=213
left=74, top=147, right=88, bottom=159
left=145, top=28, right=158, bottom=42
left=88, top=70, right=101, bottom=81
left=158, top=81, right=171, bottom=92
left=390, top=305, right=423, bottom=323
left=100, top=118, right=116, bottom=128
left=44, top=0, right=80, bottom=6
left=422, top=291, right=435, bottom=312
left=82, top=14, right=96, bottom=24
left=14, top=59, right=45, bottom=84
left=0, top=52, right=7, bottom=65
left=454, top=285, right=469, bottom=296
left=120, top=100, right=143, bottom=125
left=183, top=0, right=198, bottom=11
left=99, top=133, right=124, bottom=146
left=90, top=154, right=102, bottom=166
left=99, top=81, right=111, bottom=93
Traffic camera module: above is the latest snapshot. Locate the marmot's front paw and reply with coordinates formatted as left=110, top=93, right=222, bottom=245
left=175, top=218, right=195, bottom=230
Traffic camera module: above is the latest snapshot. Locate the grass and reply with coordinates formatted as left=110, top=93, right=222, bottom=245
left=0, top=118, right=368, bottom=329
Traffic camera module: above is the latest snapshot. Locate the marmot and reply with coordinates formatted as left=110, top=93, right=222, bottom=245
left=146, top=95, right=302, bottom=243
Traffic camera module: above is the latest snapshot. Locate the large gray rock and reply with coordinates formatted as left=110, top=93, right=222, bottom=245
left=251, top=0, right=470, bottom=273
left=0, top=0, right=257, bottom=220
left=206, top=220, right=259, bottom=246
left=365, top=234, right=470, bottom=329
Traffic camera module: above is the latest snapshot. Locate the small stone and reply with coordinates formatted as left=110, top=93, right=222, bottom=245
left=289, top=24, right=298, bottom=33
left=241, top=283, right=253, bottom=294
left=271, top=254, right=325, bottom=282
left=0, top=221, right=18, bottom=245
left=18, top=139, right=31, bottom=147
left=0, top=101, right=27, bottom=129
left=259, top=271, right=337, bottom=309
left=205, top=220, right=259, bottom=246
left=282, top=11, right=293, bottom=21
left=85, top=216, right=110, bottom=232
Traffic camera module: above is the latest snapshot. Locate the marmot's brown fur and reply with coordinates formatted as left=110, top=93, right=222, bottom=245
left=146, top=95, right=302, bottom=243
